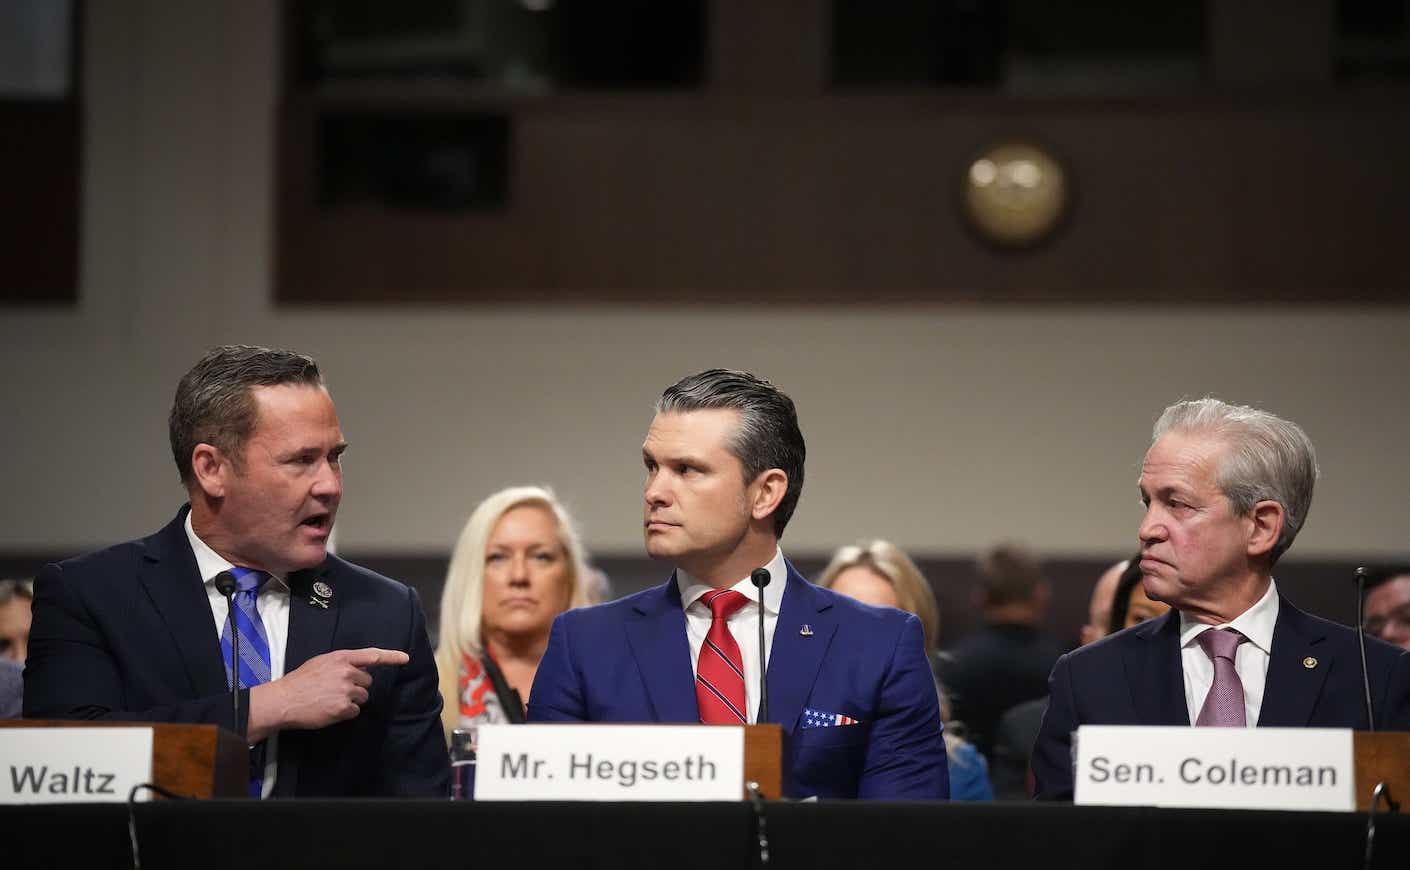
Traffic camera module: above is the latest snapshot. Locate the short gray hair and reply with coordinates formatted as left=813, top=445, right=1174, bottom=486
left=169, top=345, right=324, bottom=486
left=1152, top=398, right=1318, bottom=564
left=656, top=369, right=806, bottom=537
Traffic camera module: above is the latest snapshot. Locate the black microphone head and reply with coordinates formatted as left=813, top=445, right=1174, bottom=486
left=213, top=570, right=238, bottom=597
left=750, top=568, right=771, bottom=589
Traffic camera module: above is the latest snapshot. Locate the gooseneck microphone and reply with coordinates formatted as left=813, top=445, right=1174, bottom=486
left=1354, top=567, right=1376, bottom=732
left=750, top=568, right=771, bottom=724
left=213, top=570, right=240, bottom=733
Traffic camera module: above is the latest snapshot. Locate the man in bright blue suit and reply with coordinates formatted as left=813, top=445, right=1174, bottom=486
left=528, top=369, right=948, bottom=799
left=1032, top=398, right=1410, bottom=800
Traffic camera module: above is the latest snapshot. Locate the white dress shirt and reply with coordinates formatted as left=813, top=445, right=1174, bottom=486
left=677, top=548, right=787, bottom=724
left=185, top=512, right=289, bottom=797
left=1179, top=578, right=1280, bottom=727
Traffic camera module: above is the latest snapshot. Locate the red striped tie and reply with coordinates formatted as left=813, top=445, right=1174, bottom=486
left=696, top=589, right=750, bottom=724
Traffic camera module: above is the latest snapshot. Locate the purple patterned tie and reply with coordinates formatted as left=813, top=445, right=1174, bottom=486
left=1195, top=628, right=1248, bottom=727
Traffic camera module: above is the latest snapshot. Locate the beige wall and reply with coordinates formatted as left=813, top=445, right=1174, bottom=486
left=2, top=1, right=1406, bottom=560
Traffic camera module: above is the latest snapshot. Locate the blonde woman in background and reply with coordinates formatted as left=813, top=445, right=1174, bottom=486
left=819, top=539, right=993, bottom=801
left=435, top=486, right=592, bottom=739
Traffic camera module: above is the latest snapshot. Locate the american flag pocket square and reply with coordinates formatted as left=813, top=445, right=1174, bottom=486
left=801, top=707, right=862, bottom=729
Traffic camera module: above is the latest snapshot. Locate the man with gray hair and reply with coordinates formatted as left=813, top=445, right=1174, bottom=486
left=24, top=345, right=448, bottom=796
left=530, top=369, right=948, bottom=799
left=1032, top=398, right=1410, bottom=800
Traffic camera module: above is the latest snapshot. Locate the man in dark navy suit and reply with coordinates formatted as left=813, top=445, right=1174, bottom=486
left=1033, top=398, right=1410, bottom=800
left=24, top=346, right=447, bottom=797
left=529, top=369, right=947, bottom=799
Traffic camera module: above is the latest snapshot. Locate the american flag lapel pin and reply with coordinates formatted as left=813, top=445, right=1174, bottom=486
left=799, top=624, right=814, bottom=637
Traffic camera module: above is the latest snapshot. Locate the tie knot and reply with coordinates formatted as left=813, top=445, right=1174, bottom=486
left=1197, top=627, right=1246, bottom=662
left=230, top=566, right=269, bottom=595
left=701, top=589, right=749, bottom=620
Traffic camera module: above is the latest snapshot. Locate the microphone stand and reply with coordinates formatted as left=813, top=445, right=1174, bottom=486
left=213, top=571, right=240, bottom=732
left=1354, top=567, right=1376, bottom=732
left=750, top=568, right=771, bottom=724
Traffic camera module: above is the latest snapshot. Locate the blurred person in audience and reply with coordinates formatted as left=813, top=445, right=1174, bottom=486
left=1364, top=568, right=1410, bottom=652
left=0, top=578, right=33, bottom=663
left=989, top=555, right=1139, bottom=799
left=938, top=543, right=1063, bottom=760
left=24, top=345, right=448, bottom=797
left=582, top=566, right=614, bottom=606
left=1034, top=398, right=1410, bottom=800
left=530, top=369, right=947, bottom=799
left=820, top=540, right=992, bottom=801
left=0, top=659, right=21, bottom=718
left=435, top=486, right=592, bottom=737
left=1107, top=556, right=1170, bottom=635
left=1078, top=561, right=1124, bottom=647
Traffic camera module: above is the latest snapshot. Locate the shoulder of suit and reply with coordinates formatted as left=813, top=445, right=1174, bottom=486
left=318, top=554, right=417, bottom=600
left=807, top=580, right=914, bottom=630
left=1280, top=599, right=1408, bottom=663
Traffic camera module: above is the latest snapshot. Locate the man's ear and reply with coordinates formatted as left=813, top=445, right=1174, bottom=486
left=190, top=443, right=232, bottom=499
left=749, top=469, right=789, bottom=523
left=1246, top=500, right=1285, bottom=559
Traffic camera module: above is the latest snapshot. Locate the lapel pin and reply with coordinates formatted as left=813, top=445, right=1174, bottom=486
left=800, top=624, right=814, bottom=637
left=1303, top=656, right=1317, bottom=669
left=310, top=580, right=333, bottom=609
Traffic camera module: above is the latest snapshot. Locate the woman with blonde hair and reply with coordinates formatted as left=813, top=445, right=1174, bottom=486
left=819, top=539, right=993, bottom=801
left=435, top=486, right=592, bottom=738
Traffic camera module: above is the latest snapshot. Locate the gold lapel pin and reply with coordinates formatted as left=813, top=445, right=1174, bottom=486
left=800, top=624, right=814, bottom=637
left=1303, top=656, right=1317, bottom=669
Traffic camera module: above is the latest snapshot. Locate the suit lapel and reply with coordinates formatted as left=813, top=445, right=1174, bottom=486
left=1127, top=610, right=1190, bottom=725
left=138, top=508, right=229, bottom=699
left=284, top=561, right=341, bottom=672
left=766, top=565, right=836, bottom=733
left=274, top=560, right=342, bottom=797
left=1257, top=597, right=1330, bottom=727
left=624, top=576, right=698, bottom=722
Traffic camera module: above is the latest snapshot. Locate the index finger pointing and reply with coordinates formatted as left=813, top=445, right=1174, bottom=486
left=346, top=647, right=410, bottom=668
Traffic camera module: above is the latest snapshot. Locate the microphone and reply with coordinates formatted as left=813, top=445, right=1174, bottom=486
left=1354, top=567, right=1377, bottom=731
left=213, top=570, right=241, bottom=734
left=750, top=568, right=771, bottom=724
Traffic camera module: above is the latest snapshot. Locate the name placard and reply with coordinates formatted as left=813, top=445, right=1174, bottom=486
left=1, top=728, right=155, bottom=804
left=1075, top=725, right=1354, bottom=812
left=474, top=724, right=744, bottom=801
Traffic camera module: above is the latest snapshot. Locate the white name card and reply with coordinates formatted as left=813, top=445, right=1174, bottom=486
left=0, top=728, right=155, bottom=804
left=1075, top=725, right=1354, bottom=812
left=474, top=724, right=745, bottom=801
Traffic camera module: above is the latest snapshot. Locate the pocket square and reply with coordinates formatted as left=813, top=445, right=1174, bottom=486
left=801, top=708, right=862, bottom=729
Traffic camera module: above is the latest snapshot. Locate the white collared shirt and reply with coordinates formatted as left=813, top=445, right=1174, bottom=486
left=184, top=512, right=290, bottom=797
left=677, top=548, right=787, bottom=724
left=1179, top=578, right=1280, bottom=727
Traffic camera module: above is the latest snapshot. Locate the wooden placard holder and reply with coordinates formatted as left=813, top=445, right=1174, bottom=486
left=1354, top=731, right=1410, bottom=812
left=744, top=723, right=783, bottom=799
left=1, top=720, right=248, bottom=799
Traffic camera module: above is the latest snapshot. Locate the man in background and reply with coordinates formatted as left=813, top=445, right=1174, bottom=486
left=940, top=543, right=1063, bottom=760
left=25, top=345, right=447, bottom=797
left=1078, top=560, right=1125, bottom=647
left=0, top=578, right=33, bottom=664
left=1364, top=568, right=1410, bottom=651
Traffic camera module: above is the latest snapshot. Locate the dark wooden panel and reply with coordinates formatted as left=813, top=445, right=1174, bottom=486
left=0, top=101, right=80, bottom=304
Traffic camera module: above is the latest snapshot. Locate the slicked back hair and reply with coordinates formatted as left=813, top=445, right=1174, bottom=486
left=1151, top=397, right=1318, bottom=565
left=169, top=345, right=324, bottom=487
left=656, top=369, right=806, bottom=537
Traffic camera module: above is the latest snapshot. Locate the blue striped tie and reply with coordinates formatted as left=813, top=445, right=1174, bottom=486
left=219, top=566, right=272, bottom=797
